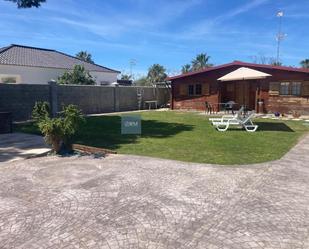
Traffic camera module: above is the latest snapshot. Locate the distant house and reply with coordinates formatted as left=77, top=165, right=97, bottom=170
left=0, top=44, right=120, bottom=85
left=167, top=61, right=309, bottom=114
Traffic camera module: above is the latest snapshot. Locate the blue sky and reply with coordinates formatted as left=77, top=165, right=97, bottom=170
left=0, top=0, right=308, bottom=77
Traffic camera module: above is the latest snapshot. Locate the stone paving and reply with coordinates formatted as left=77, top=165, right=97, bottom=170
left=0, top=133, right=50, bottom=162
left=0, top=135, right=308, bottom=248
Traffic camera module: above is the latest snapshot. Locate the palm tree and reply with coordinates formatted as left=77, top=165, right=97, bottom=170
left=300, top=59, right=309, bottom=69
left=76, top=51, right=94, bottom=64
left=147, top=64, right=167, bottom=84
left=191, top=53, right=212, bottom=71
left=181, top=64, right=191, bottom=73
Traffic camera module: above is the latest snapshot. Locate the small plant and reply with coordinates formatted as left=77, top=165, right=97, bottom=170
left=60, top=104, right=85, bottom=151
left=38, top=117, right=64, bottom=153
left=32, top=101, right=51, bottom=122
left=32, top=102, right=85, bottom=153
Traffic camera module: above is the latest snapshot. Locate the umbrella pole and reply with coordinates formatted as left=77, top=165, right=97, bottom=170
left=243, top=80, right=245, bottom=113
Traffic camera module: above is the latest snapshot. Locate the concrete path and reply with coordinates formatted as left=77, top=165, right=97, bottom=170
left=0, top=135, right=308, bottom=248
left=0, top=133, right=50, bottom=162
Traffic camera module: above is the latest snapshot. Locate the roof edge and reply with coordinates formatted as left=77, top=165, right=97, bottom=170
left=54, top=50, right=120, bottom=73
left=167, top=61, right=309, bottom=81
left=0, top=44, right=120, bottom=74
left=10, top=44, right=56, bottom=52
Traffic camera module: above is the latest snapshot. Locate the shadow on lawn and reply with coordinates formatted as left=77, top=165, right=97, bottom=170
left=75, top=116, right=194, bottom=150
left=255, top=122, right=294, bottom=132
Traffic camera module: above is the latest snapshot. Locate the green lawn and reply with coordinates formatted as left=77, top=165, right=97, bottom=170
left=16, top=111, right=309, bottom=165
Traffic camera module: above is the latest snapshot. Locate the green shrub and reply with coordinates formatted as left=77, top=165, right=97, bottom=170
left=32, top=101, right=51, bottom=122
left=38, top=117, right=63, bottom=153
left=58, top=65, right=96, bottom=85
left=33, top=104, right=85, bottom=153
left=60, top=104, right=85, bottom=150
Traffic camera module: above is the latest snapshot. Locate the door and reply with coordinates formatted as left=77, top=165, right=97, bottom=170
left=235, top=81, right=250, bottom=109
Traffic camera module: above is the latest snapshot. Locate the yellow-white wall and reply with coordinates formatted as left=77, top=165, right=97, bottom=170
left=0, top=64, right=118, bottom=85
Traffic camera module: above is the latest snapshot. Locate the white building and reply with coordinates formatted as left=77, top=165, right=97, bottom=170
left=0, top=44, right=120, bottom=85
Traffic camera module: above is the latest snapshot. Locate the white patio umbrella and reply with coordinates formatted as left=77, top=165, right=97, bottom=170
left=217, top=67, right=272, bottom=112
left=218, top=67, right=271, bottom=81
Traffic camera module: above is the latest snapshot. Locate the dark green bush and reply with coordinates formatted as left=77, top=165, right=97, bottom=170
left=32, top=101, right=51, bottom=122
left=58, top=65, right=95, bottom=85
left=60, top=104, right=85, bottom=150
left=33, top=103, right=85, bottom=153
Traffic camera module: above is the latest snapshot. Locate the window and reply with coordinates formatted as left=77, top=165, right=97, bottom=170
left=0, top=77, right=17, bottom=84
left=188, top=85, right=194, bottom=96
left=188, top=84, right=202, bottom=96
left=0, top=74, right=20, bottom=84
left=195, top=84, right=202, bottom=95
left=280, top=82, right=290, bottom=95
left=291, top=82, right=301, bottom=96
left=279, top=82, right=302, bottom=96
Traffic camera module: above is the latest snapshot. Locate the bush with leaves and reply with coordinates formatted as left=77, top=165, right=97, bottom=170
left=58, top=65, right=96, bottom=85
left=32, top=102, right=85, bottom=153
left=60, top=104, right=85, bottom=150
left=32, top=101, right=51, bottom=122
left=38, top=117, right=64, bottom=153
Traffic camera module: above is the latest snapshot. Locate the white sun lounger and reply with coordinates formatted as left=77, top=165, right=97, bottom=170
left=215, top=112, right=258, bottom=132
left=209, top=106, right=244, bottom=125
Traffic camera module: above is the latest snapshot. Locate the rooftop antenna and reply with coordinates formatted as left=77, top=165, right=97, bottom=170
left=276, top=10, right=286, bottom=64
left=129, top=59, right=137, bottom=79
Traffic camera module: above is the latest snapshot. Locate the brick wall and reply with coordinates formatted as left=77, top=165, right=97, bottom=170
left=267, top=96, right=309, bottom=114
left=0, top=83, right=170, bottom=121
left=0, top=84, right=50, bottom=121
left=170, top=65, right=309, bottom=114
left=171, top=72, right=220, bottom=111
left=57, top=85, right=115, bottom=114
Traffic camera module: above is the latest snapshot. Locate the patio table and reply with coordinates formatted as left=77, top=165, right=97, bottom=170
left=145, top=100, right=158, bottom=110
left=210, top=102, right=238, bottom=114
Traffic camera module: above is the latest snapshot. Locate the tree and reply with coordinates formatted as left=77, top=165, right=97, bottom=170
left=191, top=53, right=212, bottom=71
left=58, top=65, right=96, bottom=85
left=181, top=64, right=191, bottom=73
left=120, top=74, right=132, bottom=80
left=6, top=0, right=45, bottom=8
left=147, top=64, right=167, bottom=84
left=134, top=76, right=149, bottom=86
left=300, top=59, right=309, bottom=69
left=250, top=54, right=282, bottom=66
left=270, top=61, right=283, bottom=66
left=76, top=51, right=94, bottom=64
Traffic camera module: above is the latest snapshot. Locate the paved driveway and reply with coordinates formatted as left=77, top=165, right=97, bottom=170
left=0, top=133, right=50, bottom=162
left=0, top=136, right=308, bottom=249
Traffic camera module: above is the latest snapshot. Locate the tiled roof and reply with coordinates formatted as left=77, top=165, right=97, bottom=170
left=0, top=44, right=120, bottom=73
left=167, top=60, right=309, bottom=80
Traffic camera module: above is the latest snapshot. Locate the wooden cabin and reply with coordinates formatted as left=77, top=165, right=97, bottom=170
left=167, top=61, right=309, bottom=114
